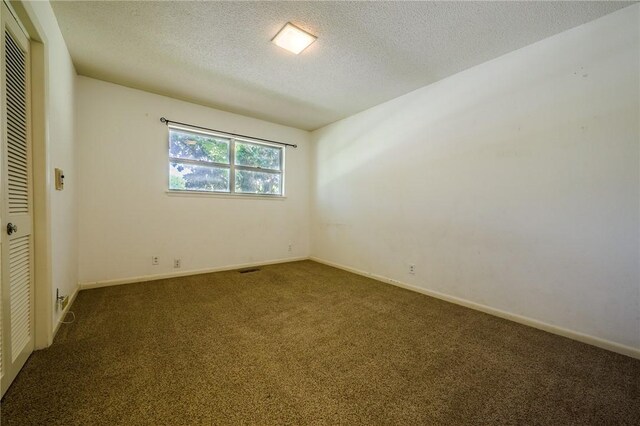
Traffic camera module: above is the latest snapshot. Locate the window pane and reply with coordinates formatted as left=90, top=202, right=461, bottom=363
left=170, top=129, right=230, bottom=164
left=235, top=170, right=281, bottom=195
left=234, top=142, right=281, bottom=170
left=170, top=162, right=229, bottom=192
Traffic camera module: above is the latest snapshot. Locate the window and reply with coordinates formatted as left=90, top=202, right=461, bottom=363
left=168, top=127, right=284, bottom=196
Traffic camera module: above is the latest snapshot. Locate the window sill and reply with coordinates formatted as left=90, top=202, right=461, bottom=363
left=165, top=190, right=286, bottom=200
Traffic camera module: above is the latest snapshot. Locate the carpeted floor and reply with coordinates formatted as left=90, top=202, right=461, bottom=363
left=1, top=260, right=639, bottom=425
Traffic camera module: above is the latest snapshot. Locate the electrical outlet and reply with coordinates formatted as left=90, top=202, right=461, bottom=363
left=409, top=264, right=416, bottom=275
left=174, top=258, right=181, bottom=268
left=288, top=243, right=292, bottom=252
left=152, top=256, right=159, bottom=266
left=56, top=288, right=69, bottom=311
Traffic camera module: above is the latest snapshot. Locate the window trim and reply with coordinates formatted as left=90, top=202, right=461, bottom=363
left=167, top=125, right=285, bottom=197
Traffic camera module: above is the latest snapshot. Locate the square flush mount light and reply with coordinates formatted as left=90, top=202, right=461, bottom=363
left=271, top=22, right=317, bottom=54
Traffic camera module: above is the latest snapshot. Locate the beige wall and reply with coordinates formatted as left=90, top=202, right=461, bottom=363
left=76, top=77, right=310, bottom=286
left=311, top=6, right=640, bottom=353
left=19, top=0, right=78, bottom=343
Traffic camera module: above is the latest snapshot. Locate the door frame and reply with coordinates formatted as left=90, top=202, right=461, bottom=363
left=6, top=0, right=53, bottom=349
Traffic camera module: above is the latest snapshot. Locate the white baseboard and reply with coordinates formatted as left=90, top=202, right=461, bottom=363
left=52, top=285, right=80, bottom=339
left=79, top=256, right=309, bottom=290
left=310, top=257, right=640, bottom=360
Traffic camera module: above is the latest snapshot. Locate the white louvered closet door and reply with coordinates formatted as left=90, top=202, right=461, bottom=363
left=0, top=2, right=33, bottom=398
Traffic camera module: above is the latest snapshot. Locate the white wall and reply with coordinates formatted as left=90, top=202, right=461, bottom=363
left=19, top=1, right=78, bottom=341
left=76, top=77, right=310, bottom=285
left=311, top=5, right=640, bottom=353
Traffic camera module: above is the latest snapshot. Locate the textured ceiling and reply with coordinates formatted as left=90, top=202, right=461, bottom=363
left=51, top=1, right=633, bottom=130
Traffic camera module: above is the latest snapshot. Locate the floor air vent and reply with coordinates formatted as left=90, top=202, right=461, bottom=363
left=238, top=268, right=260, bottom=274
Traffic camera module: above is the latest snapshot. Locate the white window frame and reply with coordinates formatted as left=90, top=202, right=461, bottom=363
left=167, top=125, right=285, bottom=197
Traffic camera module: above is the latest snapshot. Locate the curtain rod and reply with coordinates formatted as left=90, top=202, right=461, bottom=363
left=160, top=117, right=297, bottom=148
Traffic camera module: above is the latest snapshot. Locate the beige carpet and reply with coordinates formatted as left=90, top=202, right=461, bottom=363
left=1, top=260, right=639, bottom=425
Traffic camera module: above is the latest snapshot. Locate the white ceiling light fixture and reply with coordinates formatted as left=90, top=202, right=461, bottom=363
left=271, top=22, right=317, bottom=55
